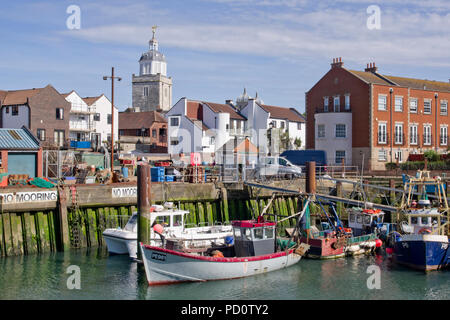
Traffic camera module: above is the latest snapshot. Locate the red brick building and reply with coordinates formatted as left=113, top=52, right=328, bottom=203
left=119, top=110, right=168, bottom=153
left=306, top=58, right=450, bottom=171
left=0, top=85, right=71, bottom=149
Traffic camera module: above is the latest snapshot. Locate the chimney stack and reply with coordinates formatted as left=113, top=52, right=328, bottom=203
left=331, top=57, right=344, bottom=69
left=365, top=62, right=378, bottom=73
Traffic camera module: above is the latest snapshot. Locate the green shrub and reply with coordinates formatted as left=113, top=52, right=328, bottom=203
left=400, top=161, right=424, bottom=171
left=424, top=150, right=440, bottom=162
left=385, top=162, right=398, bottom=170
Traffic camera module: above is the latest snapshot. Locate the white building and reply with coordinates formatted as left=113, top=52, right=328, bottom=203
left=63, top=91, right=94, bottom=146
left=82, top=95, right=119, bottom=150
left=166, top=91, right=305, bottom=163
left=314, top=112, right=352, bottom=165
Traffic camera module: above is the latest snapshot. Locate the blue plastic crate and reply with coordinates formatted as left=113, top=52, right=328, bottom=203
left=151, top=167, right=165, bottom=176
left=151, top=176, right=164, bottom=182
left=165, top=175, right=174, bottom=182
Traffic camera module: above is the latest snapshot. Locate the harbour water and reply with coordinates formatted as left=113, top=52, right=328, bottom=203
left=0, top=247, right=448, bottom=300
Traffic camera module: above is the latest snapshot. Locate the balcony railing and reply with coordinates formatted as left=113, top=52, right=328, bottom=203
left=229, top=128, right=245, bottom=136
left=70, top=103, right=95, bottom=114
left=69, top=121, right=93, bottom=132
left=315, top=106, right=352, bottom=114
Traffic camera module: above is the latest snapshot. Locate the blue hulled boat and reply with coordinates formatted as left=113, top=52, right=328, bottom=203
left=389, top=171, right=449, bottom=271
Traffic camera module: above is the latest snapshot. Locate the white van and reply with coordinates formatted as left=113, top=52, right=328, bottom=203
left=256, top=156, right=302, bottom=178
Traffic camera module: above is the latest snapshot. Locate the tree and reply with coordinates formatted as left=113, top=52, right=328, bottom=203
left=293, top=137, right=302, bottom=150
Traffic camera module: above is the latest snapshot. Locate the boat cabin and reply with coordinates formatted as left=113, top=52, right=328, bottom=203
left=231, top=220, right=276, bottom=257
left=348, top=208, right=385, bottom=236
left=404, top=200, right=442, bottom=234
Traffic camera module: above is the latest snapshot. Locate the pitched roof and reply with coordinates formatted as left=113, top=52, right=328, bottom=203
left=384, top=75, right=450, bottom=93
left=0, top=126, right=40, bottom=150
left=186, top=117, right=211, bottom=132
left=119, top=111, right=167, bottom=130
left=82, top=95, right=103, bottom=106
left=347, top=69, right=450, bottom=93
left=201, top=101, right=246, bottom=120
left=216, top=138, right=259, bottom=154
left=260, top=104, right=305, bottom=122
left=0, top=88, right=43, bottom=105
left=61, top=90, right=75, bottom=98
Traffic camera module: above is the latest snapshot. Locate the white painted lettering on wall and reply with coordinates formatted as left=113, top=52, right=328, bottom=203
left=112, top=187, right=137, bottom=198
left=0, top=191, right=58, bottom=204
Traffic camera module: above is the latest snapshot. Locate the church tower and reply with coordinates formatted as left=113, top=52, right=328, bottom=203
left=132, top=26, right=172, bottom=112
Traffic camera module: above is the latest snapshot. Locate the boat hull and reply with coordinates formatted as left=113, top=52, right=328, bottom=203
left=300, top=236, right=377, bottom=259
left=103, top=231, right=138, bottom=258
left=140, top=244, right=302, bottom=285
left=393, top=234, right=450, bottom=271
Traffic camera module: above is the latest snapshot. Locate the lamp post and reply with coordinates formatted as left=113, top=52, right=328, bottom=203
left=103, top=67, right=122, bottom=172
left=435, top=93, right=438, bottom=151
left=389, top=88, right=393, bottom=162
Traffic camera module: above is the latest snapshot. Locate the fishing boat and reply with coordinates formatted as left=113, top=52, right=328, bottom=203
left=103, top=202, right=233, bottom=259
left=347, top=207, right=385, bottom=236
left=139, top=217, right=307, bottom=285
left=299, top=198, right=381, bottom=259
left=388, top=170, right=449, bottom=271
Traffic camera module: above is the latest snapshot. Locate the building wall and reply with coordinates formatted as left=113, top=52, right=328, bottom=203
left=241, top=100, right=269, bottom=153
left=306, top=65, right=370, bottom=152
left=90, top=95, right=119, bottom=145
left=1, top=105, right=29, bottom=128
left=314, top=112, right=352, bottom=165
left=370, top=84, right=450, bottom=170
left=28, top=86, right=71, bottom=146
left=132, top=74, right=172, bottom=112
left=288, top=121, right=305, bottom=149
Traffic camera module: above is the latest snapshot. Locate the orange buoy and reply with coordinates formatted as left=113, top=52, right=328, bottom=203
left=153, top=223, right=164, bottom=234
left=375, top=239, right=382, bottom=248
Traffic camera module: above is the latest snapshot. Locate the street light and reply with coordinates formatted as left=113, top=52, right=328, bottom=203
left=435, top=93, right=438, bottom=151
left=103, top=67, right=122, bottom=172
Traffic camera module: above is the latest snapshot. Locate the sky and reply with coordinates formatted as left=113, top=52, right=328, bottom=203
left=0, top=0, right=449, bottom=113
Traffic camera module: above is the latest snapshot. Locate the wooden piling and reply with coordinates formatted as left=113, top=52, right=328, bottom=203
left=306, top=161, right=316, bottom=194
left=56, top=186, right=70, bottom=252
left=36, top=211, right=50, bottom=253
left=23, top=212, right=37, bottom=255
left=137, top=164, right=151, bottom=259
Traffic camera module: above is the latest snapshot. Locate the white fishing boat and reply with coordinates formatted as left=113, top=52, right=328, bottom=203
left=103, top=202, right=233, bottom=259
left=140, top=218, right=307, bottom=285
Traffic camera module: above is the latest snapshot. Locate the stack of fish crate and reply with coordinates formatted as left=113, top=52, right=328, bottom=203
left=151, top=167, right=165, bottom=182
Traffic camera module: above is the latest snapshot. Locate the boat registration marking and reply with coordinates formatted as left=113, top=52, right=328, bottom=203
left=151, top=252, right=167, bottom=262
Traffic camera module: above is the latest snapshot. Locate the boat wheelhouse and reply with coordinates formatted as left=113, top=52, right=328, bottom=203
left=103, top=202, right=233, bottom=259
left=347, top=207, right=385, bottom=236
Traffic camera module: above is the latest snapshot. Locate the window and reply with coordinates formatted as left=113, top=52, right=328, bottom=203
left=107, top=114, right=112, bottom=125
left=344, top=95, right=350, bottom=110
left=317, top=124, right=325, bottom=138
left=119, top=130, right=124, bottom=136
left=334, top=96, right=340, bottom=112
left=423, top=125, right=432, bottom=145
left=441, top=101, right=448, bottom=115
left=170, top=138, right=179, bottom=146
left=264, top=226, right=274, bottom=239
left=356, top=215, right=362, bottom=224
left=297, top=123, right=302, bottom=130
left=154, top=215, right=170, bottom=226
left=409, top=99, right=418, bottom=113
left=152, top=129, right=157, bottom=138
left=280, top=121, right=285, bottom=129
left=410, top=125, right=418, bottom=145
left=335, top=150, right=345, bottom=164
left=323, top=97, right=329, bottom=112
left=395, top=150, right=403, bottom=162
left=5, top=107, right=9, bottom=114
left=173, top=215, right=183, bottom=227
left=94, top=113, right=100, bottom=121
left=12, top=106, right=18, bottom=116
left=424, top=100, right=432, bottom=114
left=37, top=129, right=46, bottom=141
left=335, top=124, right=346, bottom=138
left=170, top=117, right=179, bottom=127
left=143, top=87, right=149, bottom=97
left=378, top=123, right=387, bottom=144
left=210, top=136, right=215, bottom=145
left=271, top=121, right=277, bottom=128
left=349, top=213, right=355, bottom=223
left=378, top=95, right=387, bottom=111
left=440, top=126, right=448, bottom=145
left=56, top=108, right=64, bottom=120
left=243, top=228, right=252, bottom=241
left=395, top=97, right=403, bottom=112
left=54, top=130, right=65, bottom=147
left=233, top=227, right=241, bottom=239
left=394, top=124, right=403, bottom=145
left=378, top=149, right=387, bottom=161
left=253, top=228, right=264, bottom=240
left=278, top=158, right=288, bottom=166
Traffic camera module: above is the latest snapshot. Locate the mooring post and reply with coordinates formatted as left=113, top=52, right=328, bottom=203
left=306, top=161, right=316, bottom=194
left=336, top=181, right=343, bottom=218
left=137, top=164, right=151, bottom=260
left=389, top=179, right=396, bottom=205
left=56, top=186, right=70, bottom=252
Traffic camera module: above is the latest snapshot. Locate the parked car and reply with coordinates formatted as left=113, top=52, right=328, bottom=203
left=280, top=150, right=327, bottom=171
left=256, top=156, right=302, bottom=179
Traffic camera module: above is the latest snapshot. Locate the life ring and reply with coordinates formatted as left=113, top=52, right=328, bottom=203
left=418, top=228, right=432, bottom=234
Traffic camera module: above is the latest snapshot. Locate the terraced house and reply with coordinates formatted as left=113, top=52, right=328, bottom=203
left=306, top=58, right=450, bottom=171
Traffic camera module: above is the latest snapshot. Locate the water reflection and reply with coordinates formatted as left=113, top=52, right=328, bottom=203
left=0, top=249, right=448, bottom=300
